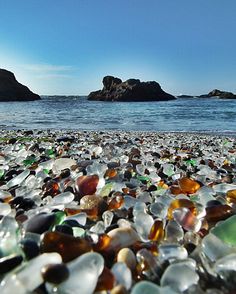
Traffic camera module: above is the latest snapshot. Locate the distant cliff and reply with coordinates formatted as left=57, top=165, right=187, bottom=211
left=0, top=69, right=40, bottom=102
left=88, top=76, right=176, bottom=102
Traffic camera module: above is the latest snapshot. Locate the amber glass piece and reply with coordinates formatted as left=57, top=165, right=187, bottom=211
left=93, top=233, right=111, bottom=252
left=158, top=181, right=168, bottom=189
left=167, top=199, right=196, bottom=220
left=148, top=219, right=165, bottom=242
left=178, top=177, right=200, bottom=194
left=76, top=175, right=99, bottom=196
left=108, top=195, right=124, bottom=210
left=111, top=285, right=128, bottom=294
left=206, top=204, right=233, bottom=222
left=79, top=194, right=108, bottom=219
left=64, top=207, right=82, bottom=216
left=64, top=206, right=98, bottom=219
left=40, top=231, right=92, bottom=262
left=226, top=189, right=236, bottom=204
left=95, top=266, right=115, bottom=291
left=105, top=169, right=117, bottom=179
left=1, top=195, right=13, bottom=203
left=170, top=185, right=183, bottom=196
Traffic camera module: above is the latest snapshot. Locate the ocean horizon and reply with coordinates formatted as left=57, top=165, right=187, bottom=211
left=0, top=96, right=236, bottom=136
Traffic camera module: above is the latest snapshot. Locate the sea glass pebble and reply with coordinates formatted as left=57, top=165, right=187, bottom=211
left=211, top=215, right=236, bottom=246
left=48, top=252, right=104, bottom=294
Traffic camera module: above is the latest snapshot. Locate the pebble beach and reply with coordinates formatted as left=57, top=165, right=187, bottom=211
left=0, top=129, right=236, bottom=293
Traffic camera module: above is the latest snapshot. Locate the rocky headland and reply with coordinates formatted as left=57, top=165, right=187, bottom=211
left=178, top=89, right=236, bottom=99
left=88, top=76, right=176, bottom=102
left=0, top=69, right=40, bottom=102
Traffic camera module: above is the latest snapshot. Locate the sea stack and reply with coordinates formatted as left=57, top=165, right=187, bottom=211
left=88, top=76, right=176, bottom=102
left=199, top=89, right=236, bottom=99
left=0, top=69, right=40, bottom=102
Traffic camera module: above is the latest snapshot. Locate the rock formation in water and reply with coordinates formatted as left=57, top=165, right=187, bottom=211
left=199, top=89, right=236, bottom=99
left=0, top=69, right=40, bottom=102
left=88, top=76, right=176, bottom=102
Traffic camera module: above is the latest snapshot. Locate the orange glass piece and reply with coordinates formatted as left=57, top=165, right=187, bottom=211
left=76, top=175, right=99, bottom=196
left=167, top=199, right=196, bottom=220
left=226, top=189, right=236, bottom=204
left=40, top=231, right=92, bottom=262
left=93, top=233, right=111, bottom=252
left=178, top=177, right=200, bottom=194
left=148, top=219, right=165, bottom=242
left=108, top=195, right=124, bottom=210
left=206, top=204, right=233, bottom=222
left=105, top=169, right=117, bottom=179
left=158, top=181, right=168, bottom=189
left=95, top=267, right=115, bottom=291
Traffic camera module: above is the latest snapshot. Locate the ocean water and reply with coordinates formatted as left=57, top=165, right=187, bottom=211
left=0, top=96, right=236, bottom=135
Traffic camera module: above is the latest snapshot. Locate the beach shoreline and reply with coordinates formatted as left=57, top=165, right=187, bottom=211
left=0, top=129, right=235, bottom=293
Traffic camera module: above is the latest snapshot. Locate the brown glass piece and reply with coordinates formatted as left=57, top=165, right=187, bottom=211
left=108, top=195, right=124, bottom=210
left=41, top=263, right=69, bottom=284
left=105, top=169, right=117, bottom=179
left=40, top=231, right=92, bottom=262
left=206, top=204, right=233, bottom=223
left=95, top=266, right=115, bottom=291
left=43, top=180, right=60, bottom=197
left=92, top=233, right=111, bottom=252
left=76, top=175, right=99, bottom=196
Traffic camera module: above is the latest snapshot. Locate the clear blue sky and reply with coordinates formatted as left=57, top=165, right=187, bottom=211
left=0, top=0, right=236, bottom=95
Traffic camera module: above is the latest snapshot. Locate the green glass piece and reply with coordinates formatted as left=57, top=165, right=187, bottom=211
left=72, top=227, right=85, bottom=237
left=54, top=211, right=66, bottom=225
left=43, top=169, right=49, bottom=174
left=23, top=156, right=36, bottom=166
left=100, top=182, right=113, bottom=197
left=0, top=169, right=4, bottom=179
left=46, top=149, right=55, bottom=158
left=185, top=159, right=197, bottom=166
left=137, top=175, right=151, bottom=182
left=211, top=215, right=236, bottom=246
left=190, top=195, right=199, bottom=202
